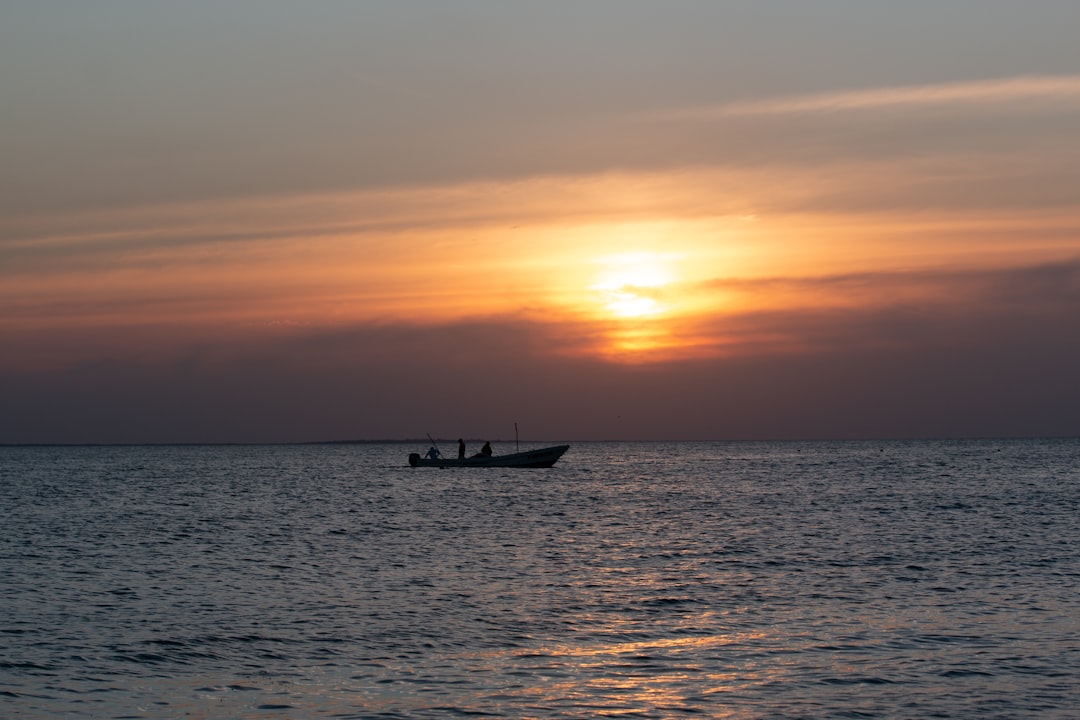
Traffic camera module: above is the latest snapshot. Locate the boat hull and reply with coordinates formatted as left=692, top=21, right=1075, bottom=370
left=408, top=444, right=569, bottom=469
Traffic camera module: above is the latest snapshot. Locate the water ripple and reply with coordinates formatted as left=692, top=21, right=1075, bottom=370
left=1, top=440, right=1078, bottom=718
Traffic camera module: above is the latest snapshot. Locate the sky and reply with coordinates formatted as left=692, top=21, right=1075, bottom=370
left=3, top=1, right=1080, bottom=444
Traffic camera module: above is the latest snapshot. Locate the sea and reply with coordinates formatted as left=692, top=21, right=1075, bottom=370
left=1, top=440, right=1077, bottom=719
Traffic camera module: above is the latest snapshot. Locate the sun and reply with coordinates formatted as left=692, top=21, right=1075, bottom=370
left=590, top=252, right=676, bottom=318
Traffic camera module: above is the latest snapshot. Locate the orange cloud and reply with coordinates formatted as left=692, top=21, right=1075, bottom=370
left=4, top=161, right=1079, bottom=369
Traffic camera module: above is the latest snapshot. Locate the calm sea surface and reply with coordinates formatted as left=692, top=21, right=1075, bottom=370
left=1, top=440, right=1077, bottom=719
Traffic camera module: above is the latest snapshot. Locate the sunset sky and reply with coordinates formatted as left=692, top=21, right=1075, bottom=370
left=3, top=2, right=1079, bottom=443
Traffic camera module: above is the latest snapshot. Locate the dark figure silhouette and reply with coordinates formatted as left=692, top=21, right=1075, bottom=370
left=480, top=441, right=492, bottom=457
left=458, top=438, right=466, bottom=459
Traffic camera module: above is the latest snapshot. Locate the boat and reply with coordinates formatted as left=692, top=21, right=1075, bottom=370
left=408, top=444, right=569, bottom=468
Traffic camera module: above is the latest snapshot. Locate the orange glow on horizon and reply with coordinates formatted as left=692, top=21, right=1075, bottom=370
left=4, top=168, right=1080, bottom=366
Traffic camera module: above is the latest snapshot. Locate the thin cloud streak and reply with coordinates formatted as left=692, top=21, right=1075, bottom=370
left=662, top=74, right=1080, bottom=119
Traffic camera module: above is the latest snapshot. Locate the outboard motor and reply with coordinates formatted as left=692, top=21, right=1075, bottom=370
left=408, top=453, right=420, bottom=467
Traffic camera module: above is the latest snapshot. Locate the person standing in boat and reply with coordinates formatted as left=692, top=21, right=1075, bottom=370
left=458, top=438, right=466, bottom=459
left=480, top=441, right=492, bottom=457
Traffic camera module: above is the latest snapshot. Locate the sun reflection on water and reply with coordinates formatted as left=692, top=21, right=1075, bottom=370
left=467, top=631, right=770, bottom=716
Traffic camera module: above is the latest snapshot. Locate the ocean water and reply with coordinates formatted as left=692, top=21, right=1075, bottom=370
left=1, top=440, right=1077, bottom=719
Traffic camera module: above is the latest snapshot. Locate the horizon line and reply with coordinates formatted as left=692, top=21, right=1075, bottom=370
left=2, top=435, right=1077, bottom=448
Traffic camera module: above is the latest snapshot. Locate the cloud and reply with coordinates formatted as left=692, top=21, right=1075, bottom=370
left=3, top=258, right=1078, bottom=443
left=621, top=76, right=1080, bottom=211
left=682, top=257, right=1080, bottom=353
left=667, top=75, right=1080, bottom=119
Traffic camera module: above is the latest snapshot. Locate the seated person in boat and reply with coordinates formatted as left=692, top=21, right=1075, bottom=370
left=481, top=441, right=492, bottom=456
left=425, top=446, right=440, bottom=460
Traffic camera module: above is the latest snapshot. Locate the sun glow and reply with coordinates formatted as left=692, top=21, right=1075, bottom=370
left=590, top=252, right=677, bottom=318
